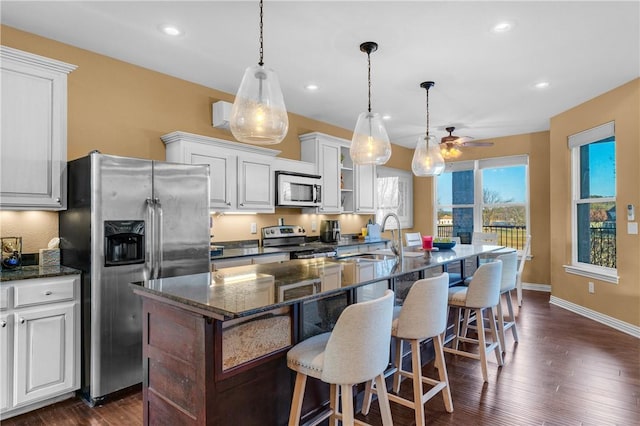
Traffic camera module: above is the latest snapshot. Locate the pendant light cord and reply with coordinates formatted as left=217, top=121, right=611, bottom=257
left=258, top=0, right=264, bottom=66
left=425, top=85, right=430, bottom=139
left=367, top=51, right=372, bottom=113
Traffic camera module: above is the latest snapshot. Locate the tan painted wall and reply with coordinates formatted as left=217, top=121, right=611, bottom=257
left=549, top=78, right=640, bottom=326
left=0, top=26, right=413, bottom=248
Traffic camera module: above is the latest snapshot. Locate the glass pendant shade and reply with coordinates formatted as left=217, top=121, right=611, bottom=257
left=230, top=64, right=289, bottom=145
left=412, top=134, right=445, bottom=176
left=350, top=111, right=392, bottom=165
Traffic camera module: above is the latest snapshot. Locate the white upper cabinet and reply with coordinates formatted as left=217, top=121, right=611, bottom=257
left=300, top=132, right=376, bottom=214
left=162, top=131, right=279, bottom=213
left=354, top=163, right=376, bottom=214
left=0, top=47, right=76, bottom=210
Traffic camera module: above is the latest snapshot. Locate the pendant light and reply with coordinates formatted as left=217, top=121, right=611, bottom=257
left=230, top=0, right=288, bottom=145
left=412, top=81, right=445, bottom=176
left=350, top=41, right=391, bottom=165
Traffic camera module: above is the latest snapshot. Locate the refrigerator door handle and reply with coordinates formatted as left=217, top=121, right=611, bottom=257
left=155, top=198, right=163, bottom=278
left=146, top=198, right=156, bottom=279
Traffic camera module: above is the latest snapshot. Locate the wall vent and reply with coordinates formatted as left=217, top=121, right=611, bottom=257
left=212, top=101, right=232, bottom=129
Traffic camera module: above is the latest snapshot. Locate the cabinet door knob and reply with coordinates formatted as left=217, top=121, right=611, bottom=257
left=1, top=321, right=6, bottom=328
left=19, top=318, right=25, bottom=324
left=45, top=290, right=53, bottom=296
left=55, top=197, right=61, bottom=203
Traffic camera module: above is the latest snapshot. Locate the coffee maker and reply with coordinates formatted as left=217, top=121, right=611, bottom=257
left=320, top=220, right=341, bottom=243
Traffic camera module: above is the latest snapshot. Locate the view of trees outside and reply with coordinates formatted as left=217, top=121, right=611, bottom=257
left=575, top=137, right=616, bottom=268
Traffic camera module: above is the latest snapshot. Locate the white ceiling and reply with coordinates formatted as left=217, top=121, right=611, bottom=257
left=2, top=1, right=639, bottom=148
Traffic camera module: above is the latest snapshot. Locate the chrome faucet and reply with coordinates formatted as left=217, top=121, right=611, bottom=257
left=381, top=212, right=404, bottom=259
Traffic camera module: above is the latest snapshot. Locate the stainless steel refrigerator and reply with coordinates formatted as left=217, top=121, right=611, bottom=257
left=59, top=152, right=210, bottom=405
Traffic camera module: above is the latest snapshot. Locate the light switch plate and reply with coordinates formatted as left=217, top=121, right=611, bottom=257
left=250, top=222, right=257, bottom=234
left=628, top=222, right=638, bottom=235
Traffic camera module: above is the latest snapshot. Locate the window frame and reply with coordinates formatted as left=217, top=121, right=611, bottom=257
left=564, top=121, right=618, bottom=284
left=434, top=156, right=530, bottom=253
left=375, top=166, right=413, bottom=229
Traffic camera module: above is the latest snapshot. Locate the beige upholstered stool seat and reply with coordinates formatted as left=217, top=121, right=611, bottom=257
left=363, top=274, right=453, bottom=426
left=287, top=290, right=395, bottom=426
left=444, top=261, right=504, bottom=383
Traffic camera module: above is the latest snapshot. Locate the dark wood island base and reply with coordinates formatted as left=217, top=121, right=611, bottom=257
left=134, top=246, right=501, bottom=425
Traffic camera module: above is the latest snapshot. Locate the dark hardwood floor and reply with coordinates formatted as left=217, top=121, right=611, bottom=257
left=3, top=290, right=639, bottom=425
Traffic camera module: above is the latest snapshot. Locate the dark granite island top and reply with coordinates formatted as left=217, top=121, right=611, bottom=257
left=132, top=244, right=502, bottom=426
left=133, top=243, right=502, bottom=321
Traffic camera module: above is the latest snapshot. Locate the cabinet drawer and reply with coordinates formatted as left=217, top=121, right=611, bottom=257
left=0, top=286, right=9, bottom=310
left=14, top=277, right=76, bottom=308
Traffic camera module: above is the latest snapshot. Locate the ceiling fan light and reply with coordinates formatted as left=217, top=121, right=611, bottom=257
left=412, top=134, right=445, bottom=176
left=230, top=64, right=289, bottom=145
left=350, top=111, right=392, bottom=165
left=440, top=144, right=462, bottom=159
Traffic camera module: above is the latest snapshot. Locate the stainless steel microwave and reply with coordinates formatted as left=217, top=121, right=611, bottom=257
left=275, top=171, right=322, bottom=207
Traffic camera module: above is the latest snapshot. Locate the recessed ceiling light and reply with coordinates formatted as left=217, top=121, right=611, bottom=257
left=492, top=21, right=513, bottom=33
left=382, top=114, right=391, bottom=120
left=534, top=81, right=550, bottom=89
left=304, top=84, right=319, bottom=91
left=159, top=24, right=183, bottom=37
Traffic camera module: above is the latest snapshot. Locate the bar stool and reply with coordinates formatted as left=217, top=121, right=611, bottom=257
left=495, top=252, right=519, bottom=352
left=287, top=290, right=395, bottom=426
left=362, top=273, right=453, bottom=426
left=444, top=261, right=503, bottom=383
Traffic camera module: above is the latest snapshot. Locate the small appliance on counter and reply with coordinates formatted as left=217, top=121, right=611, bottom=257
left=320, top=220, right=341, bottom=243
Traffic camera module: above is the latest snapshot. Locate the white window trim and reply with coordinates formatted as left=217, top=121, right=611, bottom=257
left=563, top=264, right=619, bottom=284
left=376, top=166, right=413, bottom=229
left=568, top=121, right=616, bottom=282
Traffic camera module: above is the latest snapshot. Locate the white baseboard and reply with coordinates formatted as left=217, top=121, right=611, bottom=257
left=549, top=295, right=640, bottom=338
left=522, top=282, right=551, bottom=292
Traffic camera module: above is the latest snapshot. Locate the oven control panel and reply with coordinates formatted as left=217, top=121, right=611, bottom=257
left=262, top=225, right=306, bottom=239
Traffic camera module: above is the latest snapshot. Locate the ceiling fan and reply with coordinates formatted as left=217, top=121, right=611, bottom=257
left=440, top=126, right=493, bottom=159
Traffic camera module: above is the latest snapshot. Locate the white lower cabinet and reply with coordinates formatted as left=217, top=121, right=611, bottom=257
left=0, top=275, right=80, bottom=420
left=0, top=313, right=10, bottom=413
left=212, top=252, right=290, bottom=271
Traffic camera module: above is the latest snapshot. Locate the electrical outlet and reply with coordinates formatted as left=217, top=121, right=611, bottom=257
left=250, top=223, right=257, bottom=234
left=588, top=281, right=595, bottom=294
left=311, top=220, right=317, bottom=232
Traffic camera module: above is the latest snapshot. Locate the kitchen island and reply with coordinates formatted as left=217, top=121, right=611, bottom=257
left=132, top=244, right=501, bottom=425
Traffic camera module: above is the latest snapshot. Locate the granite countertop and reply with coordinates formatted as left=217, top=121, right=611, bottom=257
left=133, top=244, right=502, bottom=320
left=0, top=265, right=81, bottom=282
left=211, top=239, right=390, bottom=260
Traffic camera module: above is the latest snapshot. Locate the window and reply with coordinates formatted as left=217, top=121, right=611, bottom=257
left=376, top=166, right=413, bottom=229
left=435, top=156, right=529, bottom=249
left=565, top=121, right=617, bottom=283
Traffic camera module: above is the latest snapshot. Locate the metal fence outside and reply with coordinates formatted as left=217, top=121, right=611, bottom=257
left=437, top=224, right=617, bottom=267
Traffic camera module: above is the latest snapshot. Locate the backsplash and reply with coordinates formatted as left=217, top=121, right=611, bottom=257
left=0, top=211, right=59, bottom=253
left=210, top=210, right=372, bottom=243
left=0, top=209, right=373, bottom=252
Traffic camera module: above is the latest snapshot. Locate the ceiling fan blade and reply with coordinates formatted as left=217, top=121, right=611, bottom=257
left=461, top=141, right=494, bottom=147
